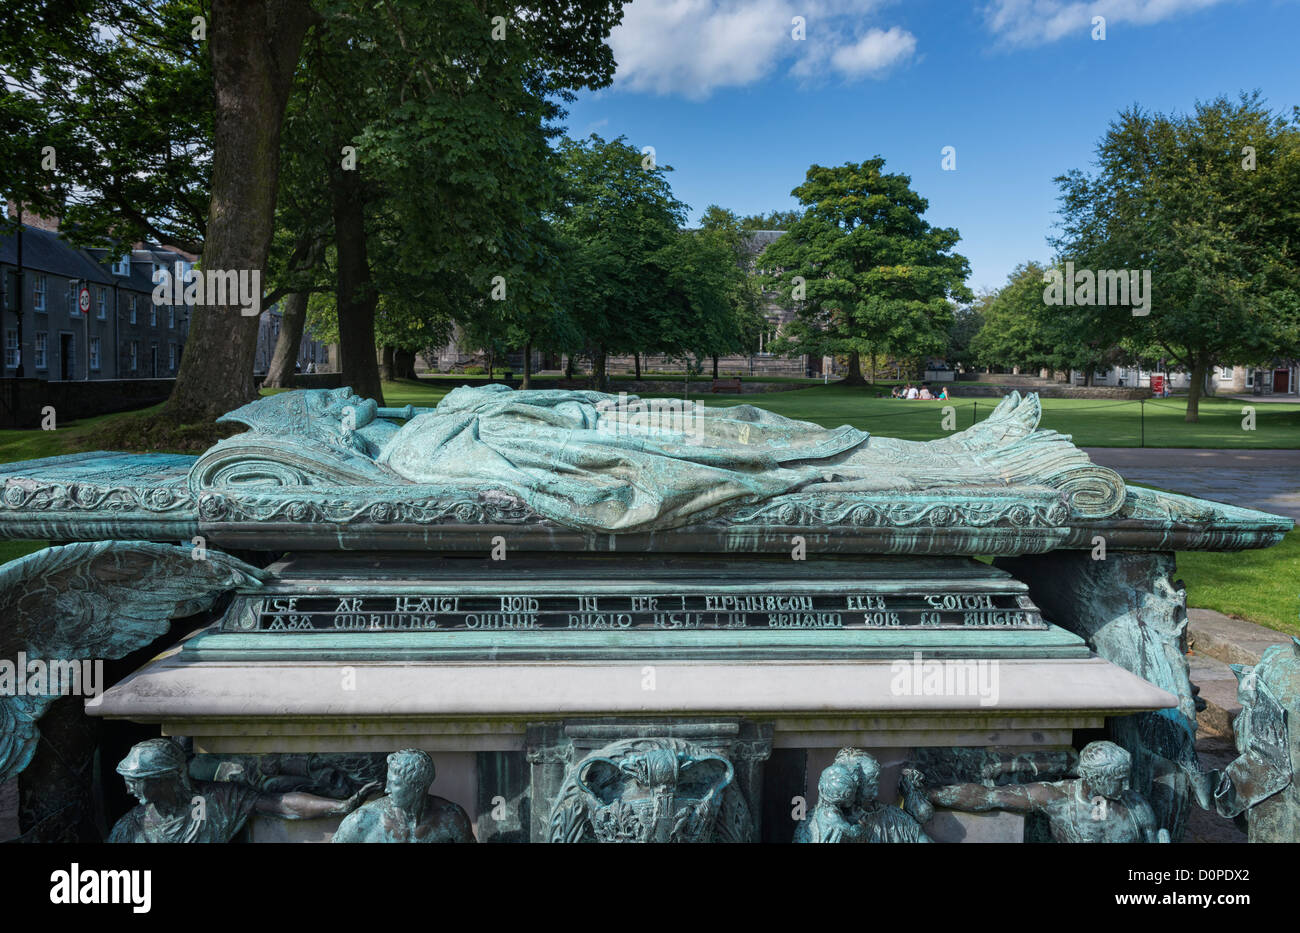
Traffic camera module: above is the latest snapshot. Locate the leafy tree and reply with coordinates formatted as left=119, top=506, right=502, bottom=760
left=1052, top=93, right=1300, bottom=420
left=2, top=0, right=627, bottom=417
left=970, top=263, right=1056, bottom=373
left=693, top=206, right=766, bottom=375
left=760, top=158, right=971, bottom=384
left=1, top=0, right=318, bottom=419
left=740, top=210, right=802, bottom=230
left=945, top=296, right=986, bottom=372
left=554, top=134, right=688, bottom=389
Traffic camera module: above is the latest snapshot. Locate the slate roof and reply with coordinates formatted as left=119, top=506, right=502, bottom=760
left=0, top=224, right=114, bottom=285
left=83, top=246, right=185, bottom=296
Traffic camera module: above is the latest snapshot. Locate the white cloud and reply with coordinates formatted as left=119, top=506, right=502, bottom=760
left=829, top=26, right=918, bottom=76
left=607, top=0, right=915, bottom=99
left=983, top=0, right=1230, bottom=46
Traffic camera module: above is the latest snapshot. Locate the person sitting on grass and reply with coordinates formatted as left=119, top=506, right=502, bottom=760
left=890, top=386, right=904, bottom=399
left=918, top=384, right=934, bottom=400
left=937, top=386, right=949, bottom=400
left=905, top=384, right=920, bottom=400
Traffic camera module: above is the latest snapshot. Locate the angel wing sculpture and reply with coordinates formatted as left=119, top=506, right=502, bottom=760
left=0, top=541, right=266, bottom=781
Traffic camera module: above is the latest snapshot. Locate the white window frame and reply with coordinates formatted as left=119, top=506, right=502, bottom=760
left=97, top=287, right=106, bottom=320
left=34, top=332, right=47, bottom=369
left=33, top=274, right=46, bottom=311
left=90, top=336, right=101, bottom=371
left=129, top=295, right=137, bottom=324
left=4, top=329, right=17, bottom=369
left=150, top=303, right=157, bottom=326
left=113, top=255, right=131, bottom=276
left=129, top=340, right=138, bottom=372
left=169, top=341, right=177, bottom=370
left=168, top=305, right=175, bottom=329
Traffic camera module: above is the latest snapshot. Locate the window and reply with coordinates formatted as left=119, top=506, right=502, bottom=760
left=169, top=342, right=177, bottom=370
left=1219, top=366, right=1234, bottom=380
left=69, top=282, right=78, bottom=313
left=150, top=303, right=157, bottom=326
left=112, top=255, right=131, bottom=276
left=97, top=288, right=106, bottom=320
left=33, top=274, right=46, bottom=311
left=34, top=333, right=47, bottom=369
left=168, top=305, right=174, bottom=329
left=90, top=336, right=101, bottom=371
left=129, top=295, right=137, bottom=324
left=4, top=330, right=17, bottom=369
left=1246, top=370, right=1255, bottom=388
left=129, top=341, right=138, bottom=372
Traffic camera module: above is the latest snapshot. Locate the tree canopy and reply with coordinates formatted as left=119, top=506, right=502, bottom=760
left=759, top=158, right=971, bottom=383
left=1052, top=92, right=1300, bottom=419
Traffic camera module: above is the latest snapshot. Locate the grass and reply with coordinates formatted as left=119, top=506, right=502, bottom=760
left=1176, top=529, right=1299, bottom=636
left=1, top=378, right=1295, bottom=632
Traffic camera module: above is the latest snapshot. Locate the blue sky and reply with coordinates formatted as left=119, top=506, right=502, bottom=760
left=562, top=0, right=1299, bottom=292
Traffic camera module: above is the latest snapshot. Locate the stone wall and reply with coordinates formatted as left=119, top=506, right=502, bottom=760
left=944, top=383, right=1148, bottom=399
left=0, top=377, right=176, bottom=428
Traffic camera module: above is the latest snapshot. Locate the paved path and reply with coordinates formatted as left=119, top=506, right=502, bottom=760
left=1083, top=448, right=1300, bottom=520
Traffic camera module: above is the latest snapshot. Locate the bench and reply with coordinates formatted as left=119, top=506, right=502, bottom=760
left=711, top=378, right=743, bottom=393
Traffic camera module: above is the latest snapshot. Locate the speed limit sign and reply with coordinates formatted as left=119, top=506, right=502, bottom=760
left=78, top=286, right=91, bottom=315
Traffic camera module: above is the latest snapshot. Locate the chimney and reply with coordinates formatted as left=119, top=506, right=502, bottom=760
left=5, top=199, right=60, bottom=233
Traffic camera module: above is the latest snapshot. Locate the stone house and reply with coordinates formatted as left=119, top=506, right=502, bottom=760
left=2, top=205, right=189, bottom=381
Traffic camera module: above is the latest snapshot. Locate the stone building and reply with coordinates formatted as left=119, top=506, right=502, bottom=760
left=1074, top=363, right=1297, bottom=396
left=2, top=205, right=189, bottom=381
left=252, top=306, right=332, bottom=375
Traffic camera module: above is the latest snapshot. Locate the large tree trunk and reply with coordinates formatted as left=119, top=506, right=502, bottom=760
left=521, top=341, right=532, bottom=389
left=164, top=0, right=314, bottom=421
left=394, top=348, right=417, bottom=380
left=379, top=345, right=396, bottom=381
left=331, top=165, right=384, bottom=403
left=843, top=350, right=865, bottom=385
left=565, top=355, right=575, bottom=379
left=262, top=290, right=310, bottom=388
left=712, top=355, right=719, bottom=379
left=634, top=352, right=641, bottom=380
left=1186, top=354, right=1209, bottom=423
left=593, top=345, right=608, bottom=391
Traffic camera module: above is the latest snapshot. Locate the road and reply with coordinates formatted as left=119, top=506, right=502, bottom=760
left=1083, top=448, right=1300, bottom=521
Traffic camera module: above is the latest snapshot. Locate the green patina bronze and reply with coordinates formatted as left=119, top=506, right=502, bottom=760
left=0, top=387, right=1293, bottom=843
left=109, top=737, right=377, bottom=843
left=0, top=387, right=1287, bottom=554
left=548, top=736, right=753, bottom=843
left=796, top=749, right=932, bottom=843
left=331, top=749, right=475, bottom=844
left=1192, top=638, right=1299, bottom=842
left=924, top=740, right=1170, bottom=843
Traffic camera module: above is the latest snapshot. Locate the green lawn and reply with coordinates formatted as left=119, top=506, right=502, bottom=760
left=1176, top=529, right=1299, bottom=636
left=0, top=379, right=1295, bottom=632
